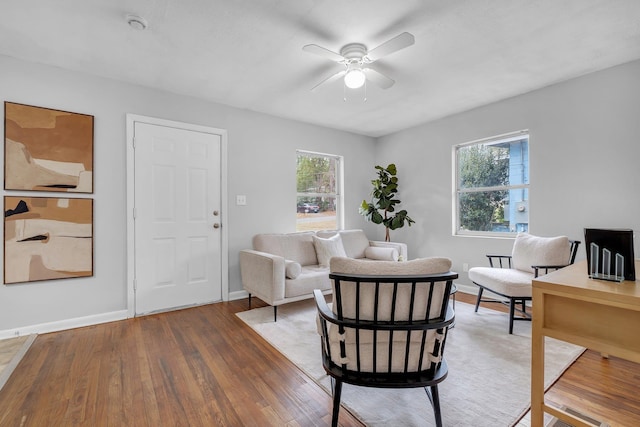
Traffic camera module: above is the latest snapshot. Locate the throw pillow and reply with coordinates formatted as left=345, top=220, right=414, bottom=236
left=284, top=260, right=302, bottom=279
left=512, top=232, right=570, bottom=273
left=313, top=234, right=347, bottom=267
left=364, top=246, right=399, bottom=261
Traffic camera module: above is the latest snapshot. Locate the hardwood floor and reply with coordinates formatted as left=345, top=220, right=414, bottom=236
left=0, top=299, right=363, bottom=427
left=0, top=293, right=638, bottom=426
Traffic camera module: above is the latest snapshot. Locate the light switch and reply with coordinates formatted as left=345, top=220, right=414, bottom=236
left=236, top=195, right=247, bottom=206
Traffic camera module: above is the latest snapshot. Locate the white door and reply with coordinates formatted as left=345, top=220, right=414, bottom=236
left=133, top=122, right=222, bottom=314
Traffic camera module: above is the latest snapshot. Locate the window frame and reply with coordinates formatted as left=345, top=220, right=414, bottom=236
left=452, top=130, right=529, bottom=238
left=296, top=149, right=344, bottom=231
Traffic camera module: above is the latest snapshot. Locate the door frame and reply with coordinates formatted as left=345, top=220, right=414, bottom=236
left=125, top=114, right=229, bottom=318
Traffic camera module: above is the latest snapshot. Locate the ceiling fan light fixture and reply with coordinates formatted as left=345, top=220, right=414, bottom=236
left=303, top=32, right=414, bottom=93
left=344, top=67, right=366, bottom=89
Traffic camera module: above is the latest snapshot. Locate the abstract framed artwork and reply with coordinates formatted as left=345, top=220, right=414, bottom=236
left=4, top=102, right=94, bottom=193
left=4, top=196, right=93, bottom=284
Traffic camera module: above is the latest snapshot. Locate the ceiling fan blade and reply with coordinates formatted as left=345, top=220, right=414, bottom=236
left=303, top=44, right=345, bottom=62
left=311, top=69, right=347, bottom=92
left=365, top=32, right=415, bottom=62
left=363, top=68, right=395, bottom=89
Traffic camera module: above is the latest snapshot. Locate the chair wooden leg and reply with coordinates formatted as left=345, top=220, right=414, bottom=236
left=331, top=379, right=343, bottom=427
left=508, top=298, right=516, bottom=334
left=425, top=385, right=443, bottom=427
left=474, top=287, right=483, bottom=312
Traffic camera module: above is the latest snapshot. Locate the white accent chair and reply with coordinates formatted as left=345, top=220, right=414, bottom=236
left=314, top=256, right=457, bottom=427
left=468, top=233, right=580, bottom=334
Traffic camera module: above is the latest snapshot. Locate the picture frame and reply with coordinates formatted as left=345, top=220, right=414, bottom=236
left=4, top=196, right=93, bottom=284
left=4, top=102, right=94, bottom=193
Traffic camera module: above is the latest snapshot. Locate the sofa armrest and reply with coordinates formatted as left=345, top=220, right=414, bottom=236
left=369, top=240, right=408, bottom=260
left=239, top=249, right=286, bottom=305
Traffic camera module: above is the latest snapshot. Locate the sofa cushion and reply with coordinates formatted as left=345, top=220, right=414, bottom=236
left=312, top=234, right=347, bottom=267
left=285, top=265, right=331, bottom=298
left=512, top=233, right=570, bottom=273
left=364, top=246, right=399, bottom=261
left=253, top=232, right=318, bottom=266
left=338, top=229, right=371, bottom=259
left=468, top=266, right=534, bottom=297
left=285, top=260, right=302, bottom=279
left=317, top=229, right=370, bottom=259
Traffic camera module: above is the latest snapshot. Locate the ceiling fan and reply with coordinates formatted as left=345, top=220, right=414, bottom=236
left=303, top=32, right=415, bottom=92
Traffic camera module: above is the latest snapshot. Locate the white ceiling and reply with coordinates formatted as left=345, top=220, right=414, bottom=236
left=1, top=0, right=640, bottom=137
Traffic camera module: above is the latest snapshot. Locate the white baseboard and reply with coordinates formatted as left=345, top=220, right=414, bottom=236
left=0, top=310, right=129, bottom=340
left=455, top=283, right=478, bottom=295
left=229, top=290, right=249, bottom=301
left=0, top=285, right=478, bottom=340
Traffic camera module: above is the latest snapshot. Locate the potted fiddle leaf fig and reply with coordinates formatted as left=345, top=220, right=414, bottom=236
left=359, top=163, right=414, bottom=242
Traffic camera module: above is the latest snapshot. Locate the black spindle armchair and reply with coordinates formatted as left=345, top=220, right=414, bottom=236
left=314, top=256, right=458, bottom=427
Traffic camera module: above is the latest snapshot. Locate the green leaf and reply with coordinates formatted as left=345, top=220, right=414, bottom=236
left=371, top=211, right=384, bottom=224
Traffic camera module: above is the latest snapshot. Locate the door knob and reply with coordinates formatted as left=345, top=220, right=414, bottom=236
left=213, top=210, right=219, bottom=216
left=213, top=223, right=220, bottom=229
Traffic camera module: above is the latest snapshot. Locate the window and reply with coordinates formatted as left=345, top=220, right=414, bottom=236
left=454, top=131, right=529, bottom=236
left=296, top=150, right=342, bottom=231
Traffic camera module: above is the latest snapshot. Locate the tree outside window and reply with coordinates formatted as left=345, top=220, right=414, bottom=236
left=454, top=132, right=529, bottom=236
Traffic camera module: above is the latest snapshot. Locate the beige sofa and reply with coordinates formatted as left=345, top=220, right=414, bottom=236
left=239, top=229, right=408, bottom=320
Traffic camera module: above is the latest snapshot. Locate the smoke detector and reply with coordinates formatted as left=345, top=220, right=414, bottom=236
left=126, top=14, right=148, bottom=30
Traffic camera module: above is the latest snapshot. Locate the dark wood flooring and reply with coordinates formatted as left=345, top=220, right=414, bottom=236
left=0, top=293, right=637, bottom=426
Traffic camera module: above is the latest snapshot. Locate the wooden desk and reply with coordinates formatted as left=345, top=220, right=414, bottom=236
left=531, top=260, right=640, bottom=427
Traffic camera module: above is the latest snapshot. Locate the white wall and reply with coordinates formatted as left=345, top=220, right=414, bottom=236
left=0, top=55, right=378, bottom=335
left=3, top=53, right=638, bottom=335
left=377, top=59, right=640, bottom=287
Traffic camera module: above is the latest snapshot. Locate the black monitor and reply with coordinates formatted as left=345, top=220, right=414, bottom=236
left=584, top=228, right=635, bottom=281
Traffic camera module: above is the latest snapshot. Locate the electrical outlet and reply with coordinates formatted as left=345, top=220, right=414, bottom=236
left=463, top=263, right=469, bottom=272
left=236, top=195, right=247, bottom=206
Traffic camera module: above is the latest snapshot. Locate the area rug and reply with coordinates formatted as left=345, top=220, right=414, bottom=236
left=0, top=335, right=36, bottom=391
left=237, top=299, right=584, bottom=427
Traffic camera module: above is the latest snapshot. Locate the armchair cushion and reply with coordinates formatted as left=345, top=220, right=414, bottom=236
left=468, top=267, right=534, bottom=297
left=329, top=257, right=452, bottom=320
left=364, top=246, right=399, bottom=261
left=312, top=234, right=347, bottom=267
left=512, top=233, right=570, bottom=273
left=331, top=256, right=450, bottom=278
